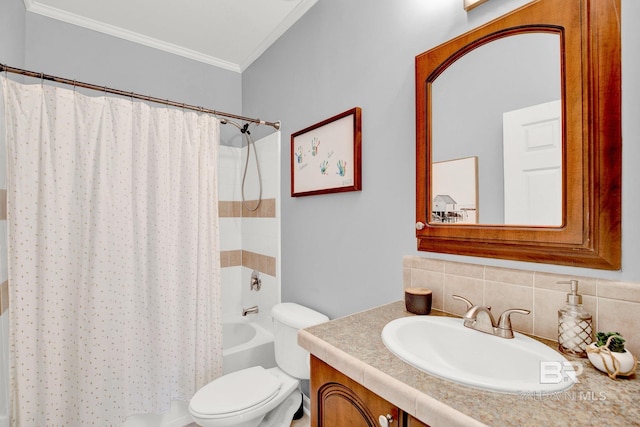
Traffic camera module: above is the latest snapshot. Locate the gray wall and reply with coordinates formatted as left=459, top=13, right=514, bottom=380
left=243, top=0, right=640, bottom=319
left=0, top=0, right=26, bottom=67
left=1, top=0, right=639, bottom=322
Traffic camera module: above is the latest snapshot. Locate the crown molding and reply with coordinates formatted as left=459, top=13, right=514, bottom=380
left=23, top=0, right=243, bottom=73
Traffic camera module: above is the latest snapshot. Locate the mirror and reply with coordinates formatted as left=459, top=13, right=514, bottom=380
left=415, top=0, right=621, bottom=269
left=431, top=33, right=561, bottom=225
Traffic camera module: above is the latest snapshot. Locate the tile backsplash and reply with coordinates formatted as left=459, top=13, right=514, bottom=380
left=403, top=256, right=640, bottom=356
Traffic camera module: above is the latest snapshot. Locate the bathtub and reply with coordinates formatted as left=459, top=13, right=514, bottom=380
left=123, top=317, right=276, bottom=427
left=222, top=316, right=277, bottom=374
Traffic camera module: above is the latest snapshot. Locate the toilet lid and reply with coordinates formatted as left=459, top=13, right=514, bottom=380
left=190, top=366, right=282, bottom=416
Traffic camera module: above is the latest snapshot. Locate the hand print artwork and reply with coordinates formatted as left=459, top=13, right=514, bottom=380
left=291, top=107, right=361, bottom=197
left=311, top=137, right=320, bottom=156
left=320, top=160, right=329, bottom=175
left=295, top=146, right=303, bottom=164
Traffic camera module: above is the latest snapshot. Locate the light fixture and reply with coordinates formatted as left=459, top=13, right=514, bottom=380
left=464, top=0, right=490, bottom=11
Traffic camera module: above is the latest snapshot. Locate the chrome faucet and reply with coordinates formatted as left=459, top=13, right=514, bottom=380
left=250, top=270, right=262, bottom=291
left=452, top=295, right=530, bottom=339
left=242, top=305, right=259, bottom=316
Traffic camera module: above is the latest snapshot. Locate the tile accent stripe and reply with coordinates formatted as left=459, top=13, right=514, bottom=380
left=219, top=250, right=276, bottom=277
left=242, top=198, right=276, bottom=218
left=242, top=250, right=276, bottom=277
left=218, top=199, right=276, bottom=218
left=220, top=250, right=242, bottom=268
left=218, top=201, right=242, bottom=218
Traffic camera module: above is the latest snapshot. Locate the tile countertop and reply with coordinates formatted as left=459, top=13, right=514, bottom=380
left=298, top=301, right=640, bottom=427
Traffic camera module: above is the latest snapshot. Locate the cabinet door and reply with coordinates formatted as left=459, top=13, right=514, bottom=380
left=310, top=356, right=399, bottom=427
left=405, top=414, right=430, bottom=427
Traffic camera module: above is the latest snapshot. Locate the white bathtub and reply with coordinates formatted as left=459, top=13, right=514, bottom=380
left=123, top=317, right=276, bottom=427
left=222, top=316, right=277, bottom=374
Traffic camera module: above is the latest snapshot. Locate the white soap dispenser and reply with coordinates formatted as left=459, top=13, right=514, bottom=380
left=557, top=280, right=593, bottom=357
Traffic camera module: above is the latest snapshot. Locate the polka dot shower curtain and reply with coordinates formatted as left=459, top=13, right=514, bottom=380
left=1, top=75, right=223, bottom=426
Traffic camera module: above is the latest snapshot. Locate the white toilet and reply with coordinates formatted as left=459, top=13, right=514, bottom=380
left=189, top=303, right=329, bottom=427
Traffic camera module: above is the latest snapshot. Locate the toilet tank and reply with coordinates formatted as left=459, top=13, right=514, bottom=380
left=271, top=303, right=329, bottom=379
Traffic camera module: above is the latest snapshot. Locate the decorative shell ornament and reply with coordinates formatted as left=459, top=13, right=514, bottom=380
left=586, top=333, right=637, bottom=379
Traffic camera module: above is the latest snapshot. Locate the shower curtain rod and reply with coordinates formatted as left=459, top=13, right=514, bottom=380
left=0, top=63, right=281, bottom=130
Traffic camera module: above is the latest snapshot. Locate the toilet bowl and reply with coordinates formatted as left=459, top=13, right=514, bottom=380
left=189, top=303, right=329, bottom=427
left=189, top=366, right=299, bottom=427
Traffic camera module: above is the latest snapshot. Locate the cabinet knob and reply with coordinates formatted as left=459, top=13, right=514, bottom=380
left=415, top=221, right=425, bottom=230
left=378, top=414, right=394, bottom=426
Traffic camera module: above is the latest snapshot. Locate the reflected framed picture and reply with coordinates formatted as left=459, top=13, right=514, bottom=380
left=431, top=156, right=478, bottom=224
left=291, top=107, right=362, bottom=197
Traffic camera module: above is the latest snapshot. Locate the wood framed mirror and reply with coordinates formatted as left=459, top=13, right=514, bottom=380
left=415, top=0, right=621, bottom=269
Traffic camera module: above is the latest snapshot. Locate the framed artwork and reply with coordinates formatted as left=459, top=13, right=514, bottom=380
left=291, top=107, right=362, bottom=197
left=431, top=156, right=478, bottom=224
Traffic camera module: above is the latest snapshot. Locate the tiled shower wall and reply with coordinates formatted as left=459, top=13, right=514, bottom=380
left=218, top=132, right=281, bottom=320
left=403, top=255, right=640, bottom=356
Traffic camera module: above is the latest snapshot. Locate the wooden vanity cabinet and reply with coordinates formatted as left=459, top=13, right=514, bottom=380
left=405, top=415, right=429, bottom=427
left=310, top=356, right=429, bottom=427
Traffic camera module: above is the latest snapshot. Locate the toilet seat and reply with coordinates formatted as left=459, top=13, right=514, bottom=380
left=189, top=366, right=282, bottom=418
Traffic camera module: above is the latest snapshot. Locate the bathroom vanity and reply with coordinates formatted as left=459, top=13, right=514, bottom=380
left=299, top=302, right=639, bottom=427
left=311, top=356, right=427, bottom=427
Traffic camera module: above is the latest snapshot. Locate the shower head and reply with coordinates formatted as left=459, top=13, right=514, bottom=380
left=221, top=118, right=280, bottom=131
left=221, top=119, right=252, bottom=135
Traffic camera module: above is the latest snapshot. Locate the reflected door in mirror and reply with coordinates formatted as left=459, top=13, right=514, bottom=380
left=503, top=100, right=562, bottom=226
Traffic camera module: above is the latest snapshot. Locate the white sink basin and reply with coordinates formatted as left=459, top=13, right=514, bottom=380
left=381, top=316, right=576, bottom=394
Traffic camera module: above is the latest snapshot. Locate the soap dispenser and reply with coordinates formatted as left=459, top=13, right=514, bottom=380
left=557, top=280, right=593, bottom=357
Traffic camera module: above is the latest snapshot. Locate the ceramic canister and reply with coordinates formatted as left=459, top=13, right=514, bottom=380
left=405, top=288, right=433, bottom=315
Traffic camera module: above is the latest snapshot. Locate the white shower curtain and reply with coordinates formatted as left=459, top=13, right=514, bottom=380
left=1, top=76, right=223, bottom=426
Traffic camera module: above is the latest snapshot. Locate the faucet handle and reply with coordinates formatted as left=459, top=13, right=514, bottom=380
left=497, top=308, right=531, bottom=330
left=451, top=295, right=474, bottom=310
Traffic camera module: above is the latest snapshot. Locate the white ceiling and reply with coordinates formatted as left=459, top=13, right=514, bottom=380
left=23, top=0, right=318, bottom=73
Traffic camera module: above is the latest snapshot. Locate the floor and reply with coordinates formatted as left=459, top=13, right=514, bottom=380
left=186, top=412, right=310, bottom=427
left=291, top=412, right=310, bottom=426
